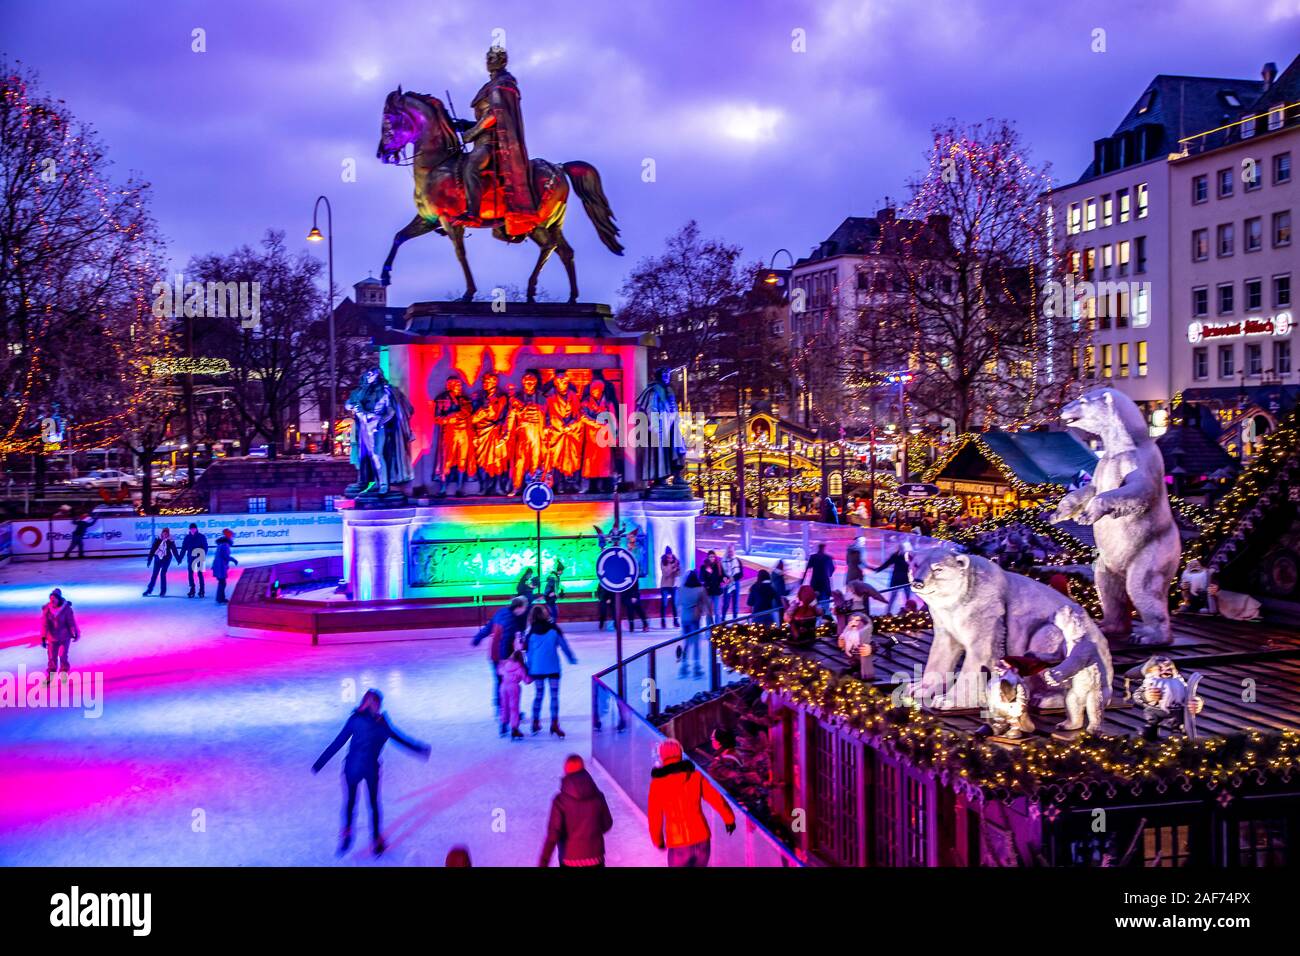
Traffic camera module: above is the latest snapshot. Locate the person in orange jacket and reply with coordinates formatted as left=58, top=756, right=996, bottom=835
left=647, top=738, right=736, bottom=867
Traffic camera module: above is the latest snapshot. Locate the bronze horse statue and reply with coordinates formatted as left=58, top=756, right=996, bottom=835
left=376, top=88, right=623, bottom=302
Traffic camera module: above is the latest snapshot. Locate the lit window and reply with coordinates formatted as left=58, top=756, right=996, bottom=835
left=1274, top=211, right=1292, bottom=247
left=1137, top=90, right=1157, bottom=114
left=1133, top=285, right=1149, bottom=326
left=1118, top=240, right=1131, bottom=275
left=1137, top=341, right=1149, bottom=377
left=1119, top=342, right=1130, bottom=377
left=1084, top=199, right=1097, bottom=231
left=1068, top=203, right=1082, bottom=235
left=1102, top=194, right=1113, bottom=227
left=1102, top=344, right=1113, bottom=378
left=247, top=496, right=268, bottom=514
left=1118, top=188, right=1131, bottom=222
left=1136, top=183, right=1149, bottom=218
left=1192, top=229, right=1209, bottom=261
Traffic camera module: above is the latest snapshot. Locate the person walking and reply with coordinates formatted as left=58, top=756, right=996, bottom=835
left=647, top=738, right=735, bottom=867
left=676, top=570, right=708, bottom=679
left=180, top=523, right=209, bottom=599
left=872, top=546, right=913, bottom=614
left=142, top=528, right=181, bottom=597
left=516, top=569, right=539, bottom=603
left=658, top=546, right=681, bottom=628
left=539, top=754, right=614, bottom=868
left=804, top=542, right=835, bottom=615
left=699, top=551, right=725, bottom=626
left=721, top=545, right=744, bottom=620
left=619, top=581, right=650, bottom=632
left=595, top=583, right=616, bottom=631
left=62, top=511, right=96, bottom=559
left=746, top=570, right=780, bottom=624
left=40, top=588, right=80, bottom=683
left=471, top=596, right=530, bottom=733
left=311, top=688, right=431, bottom=857
left=771, top=559, right=790, bottom=614
left=211, top=529, right=238, bottom=604
left=543, top=560, right=565, bottom=624
left=522, top=604, right=577, bottom=738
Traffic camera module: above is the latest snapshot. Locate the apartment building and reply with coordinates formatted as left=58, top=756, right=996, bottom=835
left=788, top=208, right=949, bottom=428
left=1170, top=57, right=1298, bottom=452
left=1045, top=71, right=1267, bottom=429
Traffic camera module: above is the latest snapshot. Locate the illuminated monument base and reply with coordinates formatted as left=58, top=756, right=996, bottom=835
left=226, top=301, right=702, bottom=640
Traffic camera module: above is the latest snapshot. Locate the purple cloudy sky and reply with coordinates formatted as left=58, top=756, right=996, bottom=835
left=5, top=0, right=1296, bottom=306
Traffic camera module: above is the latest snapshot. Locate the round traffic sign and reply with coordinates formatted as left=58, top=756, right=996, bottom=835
left=523, top=481, right=553, bottom=511
left=596, top=546, right=639, bottom=593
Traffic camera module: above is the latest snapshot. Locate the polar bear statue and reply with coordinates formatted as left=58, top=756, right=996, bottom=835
left=1050, top=387, right=1181, bottom=645
left=905, top=547, right=1108, bottom=710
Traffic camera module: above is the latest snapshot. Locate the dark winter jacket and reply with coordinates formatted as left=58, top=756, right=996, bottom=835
left=313, top=708, right=429, bottom=778
left=647, top=758, right=735, bottom=849
left=746, top=580, right=779, bottom=620
left=180, top=531, right=209, bottom=567
left=806, top=551, right=835, bottom=594
left=146, top=536, right=181, bottom=568
left=523, top=620, right=577, bottom=677
left=873, top=552, right=910, bottom=589
left=539, top=768, right=614, bottom=866
left=42, top=601, right=80, bottom=645
left=472, top=604, right=528, bottom=662
left=211, top=538, right=237, bottom=577
left=699, top=561, right=725, bottom=597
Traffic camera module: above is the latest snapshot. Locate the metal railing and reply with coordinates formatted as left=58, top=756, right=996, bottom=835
left=590, top=612, right=805, bottom=867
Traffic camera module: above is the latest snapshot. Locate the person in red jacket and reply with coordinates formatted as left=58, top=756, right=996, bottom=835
left=647, top=738, right=736, bottom=867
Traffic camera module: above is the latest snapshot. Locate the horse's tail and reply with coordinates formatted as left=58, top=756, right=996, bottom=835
left=562, top=161, right=624, bottom=255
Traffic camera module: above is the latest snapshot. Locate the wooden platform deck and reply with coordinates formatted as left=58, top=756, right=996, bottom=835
left=799, top=613, right=1300, bottom=740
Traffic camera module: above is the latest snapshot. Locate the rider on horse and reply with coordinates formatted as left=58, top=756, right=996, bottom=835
left=450, top=46, right=537, bottom=232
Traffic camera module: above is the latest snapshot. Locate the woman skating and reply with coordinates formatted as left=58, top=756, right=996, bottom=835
left=311, top=689, right=430, bottom=857
left=522, top=605, right=577, bottom=738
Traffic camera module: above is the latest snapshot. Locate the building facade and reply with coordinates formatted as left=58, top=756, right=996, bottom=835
left=1045, top=70, right=1269, bottom=429
left=1170, top=59, right=1298, bottom=454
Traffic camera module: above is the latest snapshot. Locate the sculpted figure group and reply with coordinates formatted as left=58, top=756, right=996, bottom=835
left=431, top=368, right=619, bottom=497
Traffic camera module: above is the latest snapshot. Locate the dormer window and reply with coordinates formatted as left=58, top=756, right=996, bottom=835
left=1136, top=89, right=1157, bottom=114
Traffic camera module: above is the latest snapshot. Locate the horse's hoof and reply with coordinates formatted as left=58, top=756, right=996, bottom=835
left=380, top=275, right=391, bottom=287
left=567, top=296, right=578, bottom=304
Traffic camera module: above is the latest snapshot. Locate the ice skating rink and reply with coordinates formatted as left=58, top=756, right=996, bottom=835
left=0, top=549, right=673, bottom=866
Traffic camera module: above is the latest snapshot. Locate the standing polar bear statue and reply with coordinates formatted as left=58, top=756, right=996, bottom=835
left=1050, top=387, right=1181, bottom=645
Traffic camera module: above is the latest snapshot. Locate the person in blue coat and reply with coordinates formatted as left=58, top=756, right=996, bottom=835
left=312, top=688, right=430, bottom=857
left=142, top=528, right=181, bottom=597
left=211, top=529, right=238, bottom=604
left=180, top=523, right=209, bottom=598
left=522, top=605, right=577, bottom=739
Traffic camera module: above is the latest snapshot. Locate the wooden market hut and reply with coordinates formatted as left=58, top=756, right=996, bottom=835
left=927, top=430, right=1098, bottom=520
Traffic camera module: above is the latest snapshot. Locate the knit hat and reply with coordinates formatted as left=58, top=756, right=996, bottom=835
left=658, top=738, right=683, bottom=764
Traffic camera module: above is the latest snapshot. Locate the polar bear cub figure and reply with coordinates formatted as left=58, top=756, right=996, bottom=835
left=1044, top=605, right=1113, bottom=733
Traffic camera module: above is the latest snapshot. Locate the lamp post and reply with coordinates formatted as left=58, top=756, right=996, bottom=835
left=885, top=370, right=914, bottom=483
left=306, top=196, right=337, bottom=454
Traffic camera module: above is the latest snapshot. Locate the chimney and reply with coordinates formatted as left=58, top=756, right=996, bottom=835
left=1262, top=61, right=1278, bottom=91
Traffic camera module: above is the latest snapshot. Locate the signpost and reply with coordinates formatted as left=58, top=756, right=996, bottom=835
left=523, top=481, right=553, bottom=584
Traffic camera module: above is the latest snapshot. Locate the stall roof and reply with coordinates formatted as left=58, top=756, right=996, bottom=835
left=936, top=431, right=1098, bottom=487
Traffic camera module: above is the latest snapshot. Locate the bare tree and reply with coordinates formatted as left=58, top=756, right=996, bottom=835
left=870, top=120, right=1080, bottom=432
left=618, top=221, right=786, bottom=410
left=0, top=63, right=165, bottom=456
left=187, top=231, right=329, bottom=458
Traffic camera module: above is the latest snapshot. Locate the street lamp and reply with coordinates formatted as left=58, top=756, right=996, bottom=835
left=885, top=370, right=914, bottom=483
left=307, top=196, right=337, bottom=454
left=719, top=369, right=745, bottom=518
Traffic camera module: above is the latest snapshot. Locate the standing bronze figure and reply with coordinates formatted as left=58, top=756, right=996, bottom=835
left=345, top=367, right=415, bottom=500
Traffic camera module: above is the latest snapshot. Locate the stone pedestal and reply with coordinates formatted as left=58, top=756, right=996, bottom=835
left=621, top=496, right=705, bottom=579
left=342, top=507, right=415, bottom=600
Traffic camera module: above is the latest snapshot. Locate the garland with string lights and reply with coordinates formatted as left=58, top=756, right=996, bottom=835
left=712, top=620, right=1300, bottom=800
left=921, top=432, right=1069, bottom=501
